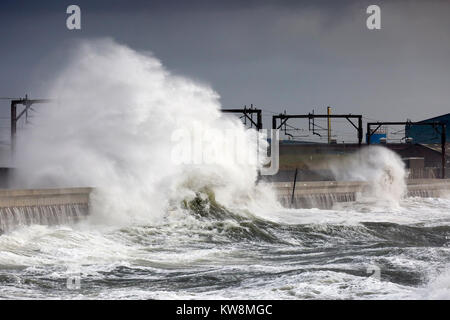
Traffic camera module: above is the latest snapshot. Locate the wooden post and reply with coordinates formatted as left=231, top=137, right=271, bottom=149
left=327, top=106, right=331, bottom=144
left=291, top=168, right=298, bottom=207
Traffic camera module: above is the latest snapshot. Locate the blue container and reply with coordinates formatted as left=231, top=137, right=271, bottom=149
left=366, top=133, right=386, bottom=144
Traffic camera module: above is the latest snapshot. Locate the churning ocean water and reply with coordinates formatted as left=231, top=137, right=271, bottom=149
left=0, top=194, right=449, bottom=300
left=1, top=39, right=449, bottom=300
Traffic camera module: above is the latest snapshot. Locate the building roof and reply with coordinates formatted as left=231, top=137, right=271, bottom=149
left=420, top=143, right=450, bottom=157
left=417, top=113, right=450, bottom=123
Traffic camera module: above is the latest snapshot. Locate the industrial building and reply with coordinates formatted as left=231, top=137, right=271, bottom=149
left=405, top=113, right=450, bottom=144
left=261, top=141, right=450, bottom=183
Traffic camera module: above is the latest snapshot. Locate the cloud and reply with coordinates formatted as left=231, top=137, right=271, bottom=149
left=0, top=0, right=449, bottom=132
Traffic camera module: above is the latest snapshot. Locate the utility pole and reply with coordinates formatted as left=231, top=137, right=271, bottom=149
left=10, top=95, right=52, bottom=153
left=442, top=124, right=446, bottom=178
left=327, top=106, right=331, bottom=144
left=221, top=105, right=264, bottom=181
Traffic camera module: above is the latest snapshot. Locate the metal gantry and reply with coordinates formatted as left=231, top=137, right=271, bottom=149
left=272, top=113, right=363, bottom=146
left=10, top=95, right=52, bottom=151
left=2, top=96, right=448, bottom=179
left=221, top=104, right=262, bottom=130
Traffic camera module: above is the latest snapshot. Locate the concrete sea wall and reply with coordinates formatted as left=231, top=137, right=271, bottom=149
left=0, top=187, right=92, bottom=233
left=276, top=179, right=450, bottom=209
left=0, top=187, right=92, bottom=208
left=1, top=180, right=450, bottom=231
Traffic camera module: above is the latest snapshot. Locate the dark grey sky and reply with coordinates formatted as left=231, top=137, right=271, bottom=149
left=1, top=0, right=450, bottom=137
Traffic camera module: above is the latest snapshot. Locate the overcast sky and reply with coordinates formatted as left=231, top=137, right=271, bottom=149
left=1, top=0, right=450, bottom=137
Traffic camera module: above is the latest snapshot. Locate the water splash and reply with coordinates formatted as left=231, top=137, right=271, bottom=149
left=12, top=38, right=276, bottom=225
left=420, top=267, right=450, bottom=299
left=328, top=146, right=407, bottom=206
